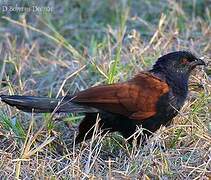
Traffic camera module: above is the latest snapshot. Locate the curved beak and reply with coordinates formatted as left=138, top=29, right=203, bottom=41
left=190, top=58, right=206, bottom=67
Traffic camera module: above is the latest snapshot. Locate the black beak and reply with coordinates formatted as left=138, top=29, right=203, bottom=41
left=190, top=58, right=206, bottom=67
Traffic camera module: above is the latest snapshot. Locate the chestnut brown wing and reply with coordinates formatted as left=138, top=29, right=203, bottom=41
left=72, top=72, right=170, bottom=121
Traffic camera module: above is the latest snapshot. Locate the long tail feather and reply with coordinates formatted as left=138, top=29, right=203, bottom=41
left=0, top=95, right=98, bottom=113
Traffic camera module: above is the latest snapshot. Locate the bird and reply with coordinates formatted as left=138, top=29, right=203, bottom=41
left=0, top=51, right=206, bottom=144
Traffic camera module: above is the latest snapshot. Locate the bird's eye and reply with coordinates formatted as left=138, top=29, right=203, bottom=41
left=181, top=58, right=189, bottom=65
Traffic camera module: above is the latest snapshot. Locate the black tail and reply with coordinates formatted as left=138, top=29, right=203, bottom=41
left=0, top=95, right=98, bottom=113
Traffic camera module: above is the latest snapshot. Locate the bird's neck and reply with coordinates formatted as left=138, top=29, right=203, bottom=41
left=150, top=69, right=189, bottom=98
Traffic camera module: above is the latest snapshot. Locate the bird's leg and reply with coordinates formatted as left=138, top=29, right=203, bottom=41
left=75, top=113, right=115, bottom=143
left=75, top=113, right=98, bottom=143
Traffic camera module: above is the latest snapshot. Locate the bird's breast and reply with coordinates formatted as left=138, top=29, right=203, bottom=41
left=165, top=90, right=187, bottom=119
left=153, top=90, right=186, bottom=126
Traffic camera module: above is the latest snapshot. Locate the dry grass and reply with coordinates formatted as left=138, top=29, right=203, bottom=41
left=0, top=0, right=210, bottom=179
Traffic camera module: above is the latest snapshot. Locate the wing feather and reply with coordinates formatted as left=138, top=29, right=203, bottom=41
left=72, top=72, right=169, bottom=121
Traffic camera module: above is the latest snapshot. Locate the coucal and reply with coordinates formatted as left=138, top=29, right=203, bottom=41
left=0, top=51, right=206, bottom=144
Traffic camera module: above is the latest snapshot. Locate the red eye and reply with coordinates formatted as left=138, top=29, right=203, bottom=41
left=181, top=58, right=189, bottom=65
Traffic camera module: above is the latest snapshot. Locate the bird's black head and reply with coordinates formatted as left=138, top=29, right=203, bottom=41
left=151, top=51, right=206, bottom=96
left=152, top=51, right=205, bottom=75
